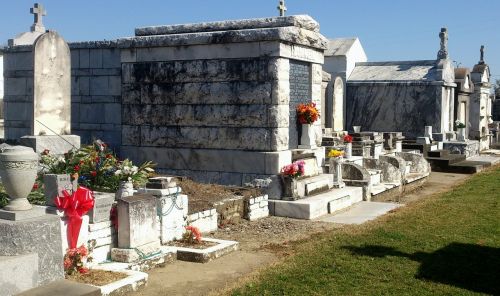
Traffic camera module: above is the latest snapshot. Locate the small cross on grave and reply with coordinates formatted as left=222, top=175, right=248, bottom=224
left=30, top=3, right=47, bottom=33
left=277, top=0, right=287, bottom=17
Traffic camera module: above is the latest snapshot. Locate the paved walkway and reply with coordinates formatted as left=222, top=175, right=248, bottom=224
left=317, top=201, right=402, bottom=225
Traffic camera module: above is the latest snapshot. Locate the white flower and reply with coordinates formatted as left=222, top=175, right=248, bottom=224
left=114, top=170, right=122, bottom=176
left=131, top=166, right=138, bottom=174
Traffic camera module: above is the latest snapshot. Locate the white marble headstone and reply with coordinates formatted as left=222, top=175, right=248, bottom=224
left=32, top=31, right=71, bottom=136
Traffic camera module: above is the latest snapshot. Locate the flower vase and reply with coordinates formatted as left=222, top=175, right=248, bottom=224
left=299, top=124, right=317, bottom=149
left=0, top=146, right=38, bottom=211
left=115, top=181, right=134, bottom=200
left=345, top=143, right=352, bottom=159
left=457, top=127, right=466, bottom=142
left=353, top=126, right=361, bottom=133
left=281, top=176, right=299, bottom=200
left=329, top=157, right=345, bottom=188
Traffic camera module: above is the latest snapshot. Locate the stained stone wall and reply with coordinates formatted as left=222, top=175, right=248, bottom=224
left=346, top=83, right=445, bottom=138
left=69, top=42, right=122, bottom=151
left=3, top=41, right=122, bottom=150
left=4, top=15, right=328, bottom=193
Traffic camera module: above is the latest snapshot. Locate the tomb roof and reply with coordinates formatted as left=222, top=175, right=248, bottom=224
left=348, top=60, right=443, bottom=82
left=135, top=15, right=319, bottom=36
left=324, top=38, right=358, bottom=56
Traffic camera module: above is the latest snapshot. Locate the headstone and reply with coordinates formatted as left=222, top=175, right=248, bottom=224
left=18, top=30, right=80, bottom=155
left=32, top=31, right=71, bottom=136
left=157, top=193, right=188, bottom=243
left=87, top=192, right=115, bottom=224
left=43, top=174, right=77, bottom=207
left=117, top=194, right=158, bottom=249
left=146, top=176, right=177, bottom=189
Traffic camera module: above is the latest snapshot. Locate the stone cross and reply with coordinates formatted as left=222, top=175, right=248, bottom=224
left=30, top=3, right=47, bottom=33
left=277, top=0, right=287, bottom=17
left=437, top=27, right=448, bottom=60
left=479, top=45, right=485, bottom=64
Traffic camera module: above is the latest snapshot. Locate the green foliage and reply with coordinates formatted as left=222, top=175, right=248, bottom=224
left=40, top=140, right=155, bottom=192
left=0, top=184, right=46, bottom=208
left=232, top=167, right=500, bottom=296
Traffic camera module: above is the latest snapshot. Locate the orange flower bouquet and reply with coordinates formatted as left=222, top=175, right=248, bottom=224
left=296, top=102, right=320, bottom=124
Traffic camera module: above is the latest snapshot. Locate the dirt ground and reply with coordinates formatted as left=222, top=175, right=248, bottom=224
left=128, top=172, right=471, bottom=296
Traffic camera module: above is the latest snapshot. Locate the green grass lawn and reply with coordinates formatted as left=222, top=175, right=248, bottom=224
left=232, top=167, right=500, bottom=296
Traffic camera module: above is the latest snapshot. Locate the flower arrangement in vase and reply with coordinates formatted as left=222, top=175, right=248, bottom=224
left=296, top=102, right=320, bottom=124
left=343, top=135, right=353, bottom=158
left=280, top=160, right=306, bottom=179
left=328, top=149, right=344, bottom=158
left=296, top=102, right=320, bottom=148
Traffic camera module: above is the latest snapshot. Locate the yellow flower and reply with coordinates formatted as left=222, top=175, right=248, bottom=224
left=328, top=149, right=344, bottom=158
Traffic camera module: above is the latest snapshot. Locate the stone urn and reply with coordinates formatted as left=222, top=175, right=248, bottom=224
left=345, top=142, right=353, bottom=159
left=0, top=146, right=38, bottom=211
left=329, top=157, right=345, bottom=189
left=353, top=126, right=361, bottom=133
left=115, top=180, right=134, bottom=200
left=300, top=124, right=317, bottom=149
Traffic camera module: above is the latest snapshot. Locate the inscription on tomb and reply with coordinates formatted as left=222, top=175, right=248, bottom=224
left=289, top=60, right=311, bottom=148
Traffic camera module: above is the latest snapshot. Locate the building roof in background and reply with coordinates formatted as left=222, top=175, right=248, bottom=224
left=324, top=38, right=357, bottom=56
left=348, top=60, right=440, bottom=82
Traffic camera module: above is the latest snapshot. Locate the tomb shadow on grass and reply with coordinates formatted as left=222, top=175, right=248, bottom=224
left=343, top=243, right=500, bottom=295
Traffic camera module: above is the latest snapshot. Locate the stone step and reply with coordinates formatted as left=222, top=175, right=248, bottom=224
left=404, top=172, right=429, bottom=184
left=371, top=182, right=400, bottom=196
left=269, top=186, right=363, bottom=220
left=427, top=149, right=450, bottom=158
left=366, top=169, right=381, bottom=185
left=17, top=279, right=100, bottom=296
left=317, top=201, right=402, bottom=225
left=0, top=254, right=39, bottom=295
left=302, top=174, right=333, bottom=196
left=344, top=156, right=363, bottom=166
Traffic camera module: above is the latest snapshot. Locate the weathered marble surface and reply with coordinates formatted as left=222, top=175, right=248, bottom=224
left=119, top=26, right=328, bottom=50
left=32, top=32, right=71, bottom=136
left=349, top=60, right=455, bottom=84
left=346, top=83, right=442, bottom=138
left=0, top=214, right=64, bottom=285
left=135, top=15, right=320, bottom=36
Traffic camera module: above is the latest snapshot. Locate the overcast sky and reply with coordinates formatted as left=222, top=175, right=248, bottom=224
left=1, top=0, right=499, bottom=81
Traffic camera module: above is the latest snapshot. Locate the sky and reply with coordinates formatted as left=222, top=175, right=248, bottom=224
left=0, top=0, right=499, bottom=81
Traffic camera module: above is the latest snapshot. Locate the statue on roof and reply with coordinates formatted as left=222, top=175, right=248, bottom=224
left=437, top=27, right=448, bottom=60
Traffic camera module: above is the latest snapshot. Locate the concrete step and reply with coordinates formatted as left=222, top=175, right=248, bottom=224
left=404, top=172, right=429, bottom=184
left=367, top=169, right=382, bottom=185
left=269, top=186, right=363, bottom=220
left=426, top=154, right=468, bottom=172
left=317, top=201, right=402, bottom=225
left=0, top=254, right=39, bottom=296
left=427, top=149, right=450, bottom=158
left=301, top=174, right=333, bottom=196
left=371, top=182, right=400, bottom=196
left=16, top=279, right=100, bottom=296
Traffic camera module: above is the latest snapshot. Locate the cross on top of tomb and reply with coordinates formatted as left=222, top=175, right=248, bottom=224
left=30, top=3, right=47, bottom=33
left=479, top=45, right=485, bottom=64
left=277, top=0, right=287, bottom=17
left=437, top=27, right=448, bottom=60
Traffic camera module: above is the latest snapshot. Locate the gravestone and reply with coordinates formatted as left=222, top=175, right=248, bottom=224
left=112, top=194, right=160, bottom=263
left=43, top=174, right=77, bottom=207
left=87, top=192, right=114, bottom=224
left=117, top=194, right=158, bottom=248
left=19, top=31, right=80, bottom=155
